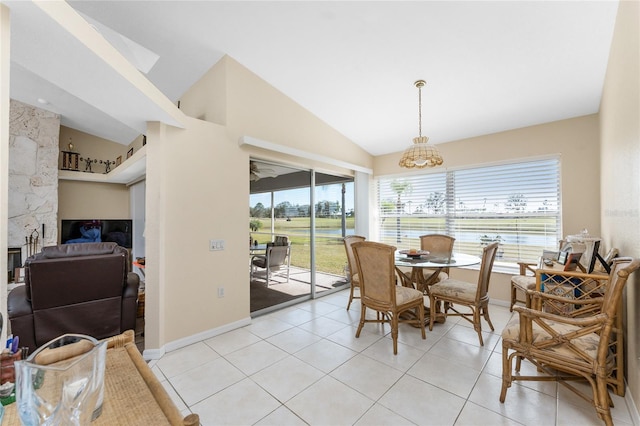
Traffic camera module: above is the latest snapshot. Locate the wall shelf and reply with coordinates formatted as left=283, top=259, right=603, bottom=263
left=59, top=146, right=146, bottom=185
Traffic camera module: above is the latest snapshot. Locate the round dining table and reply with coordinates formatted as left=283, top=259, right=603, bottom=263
left=395, top=251, right=481, bottom=291
left=395, top=251, right=481, bottom=324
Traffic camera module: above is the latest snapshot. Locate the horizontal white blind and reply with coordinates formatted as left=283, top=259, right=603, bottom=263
left=377, top=158, right=561, bottom=264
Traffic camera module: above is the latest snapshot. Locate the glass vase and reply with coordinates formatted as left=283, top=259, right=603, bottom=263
left=15, top=334, right=106, bottom=425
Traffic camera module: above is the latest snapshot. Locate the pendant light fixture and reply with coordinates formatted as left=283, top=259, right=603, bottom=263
left=398, top=80, right=443, bottom=168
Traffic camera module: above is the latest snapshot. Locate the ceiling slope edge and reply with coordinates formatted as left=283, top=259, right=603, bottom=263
left=9, top=1, right=187, bottom=140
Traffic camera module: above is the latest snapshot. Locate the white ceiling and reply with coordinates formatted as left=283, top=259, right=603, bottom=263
left=4, top=1, right=619, bottom=156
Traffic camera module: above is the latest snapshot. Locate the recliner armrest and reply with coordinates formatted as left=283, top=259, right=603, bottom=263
left=7, top=285, right=37, bottom=352
left=124, top=272, right=140, bottom=298
left=121, top=272, right=140, bottom=334
left=8, top=285, right=33, bottom=318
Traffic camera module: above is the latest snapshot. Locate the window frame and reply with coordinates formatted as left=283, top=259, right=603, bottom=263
left=376, top=156, right=562, bottom=271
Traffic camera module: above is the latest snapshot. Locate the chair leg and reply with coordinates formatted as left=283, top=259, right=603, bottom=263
left=347, top=284, right=355, bottom=310
left=429, top=296, right=436, bottom=331
left=510, top=283, right=516, bottom=312
left=391, top=314, right=399, bottom=355
left=482, top=304, right=495, bottom=331
left=418, top=304, right=426, bottom=339
left=355, top=305, right=366, bottom=337
left=499, top=347, right=512, bottom=402
left=525, top=292, right=532, bottom=309
left=473, top=308, right=484, bottom=346
left=595, top=374, right=614, bottom=426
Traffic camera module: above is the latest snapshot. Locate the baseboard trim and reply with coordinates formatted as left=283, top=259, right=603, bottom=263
left=142, top=316, right=252, bottom=360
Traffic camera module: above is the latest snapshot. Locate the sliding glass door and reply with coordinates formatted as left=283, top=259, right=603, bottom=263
left=249, top=159, right=354, bottom=314
left=313, top=173, right=354, bottom=296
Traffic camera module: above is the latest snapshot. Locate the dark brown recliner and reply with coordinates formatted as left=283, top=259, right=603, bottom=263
left=8, top=242, right=139, bottom=352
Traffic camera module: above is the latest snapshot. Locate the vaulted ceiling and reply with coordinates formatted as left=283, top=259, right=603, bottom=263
left=3, top=1, right=619, bottom=156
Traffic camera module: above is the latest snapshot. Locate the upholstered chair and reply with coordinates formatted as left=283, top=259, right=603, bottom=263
left=352, top=241, right=426, bottom=354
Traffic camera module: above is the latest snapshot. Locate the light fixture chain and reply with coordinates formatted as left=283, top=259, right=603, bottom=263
left=418, top=83, right=422, bottom=138
left=399, top=79, right=442, bottom=169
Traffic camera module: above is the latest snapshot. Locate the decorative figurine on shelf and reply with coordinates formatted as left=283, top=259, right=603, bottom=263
left=61, top=138, right=80, bottom=171
left=80, top=157, right=97, bottom=173
left=100, top=159, right=115, bottom=174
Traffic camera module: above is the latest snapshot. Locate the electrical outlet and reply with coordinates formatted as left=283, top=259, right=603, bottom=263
left=217, top=287, right=225, bottom=298
left=209, top=239, right=225, bottom=251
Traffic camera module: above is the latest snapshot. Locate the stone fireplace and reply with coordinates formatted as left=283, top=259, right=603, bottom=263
left=8, top=100, right=60, bottom=263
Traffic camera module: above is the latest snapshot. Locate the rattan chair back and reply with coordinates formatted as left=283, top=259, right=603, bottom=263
left=427, top=242, right=499, bottom=345
left=343, top=235, right=366, bottom=310
left=353, top=241, right=396, bottom=309
left=352, top=241, right=426, bottom=354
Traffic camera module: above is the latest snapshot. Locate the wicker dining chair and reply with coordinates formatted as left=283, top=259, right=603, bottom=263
left=352, top=241, right=426, bottom=354
left=428, top=242, right=499, bottom=346
left=500, top=257, right=639, bottom=426
left=343, top=235, right=366, bottom=310
left=415, top=234, right=455, bottom=290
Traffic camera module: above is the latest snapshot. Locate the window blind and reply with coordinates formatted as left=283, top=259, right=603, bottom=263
left=377, top=157, right=561, bottom=265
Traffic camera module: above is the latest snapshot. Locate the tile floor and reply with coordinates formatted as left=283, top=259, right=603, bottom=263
left=149, top=289, right=635, bottom=425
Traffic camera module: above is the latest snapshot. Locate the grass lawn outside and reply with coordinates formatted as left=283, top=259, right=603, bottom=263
left=251, top=215, right=557, bottom=272
left=251, top=217, right=353, bottom=276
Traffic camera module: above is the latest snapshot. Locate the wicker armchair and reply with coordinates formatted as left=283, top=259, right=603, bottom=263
left=343, top=235, right=366, bottom=310
left=509, top=261, right=537, bottom=311
left=428, top=242, right=499, bottom=346
left=500, top=257, right=640, bottom=426
left=352, top=241, right=425, bottom=354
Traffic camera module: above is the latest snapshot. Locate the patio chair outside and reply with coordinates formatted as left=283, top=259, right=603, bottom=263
left=251, top=243, right=291, bottom=285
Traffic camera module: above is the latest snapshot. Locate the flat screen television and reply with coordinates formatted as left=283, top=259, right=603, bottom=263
left=60, top=219, right=133, bottom=248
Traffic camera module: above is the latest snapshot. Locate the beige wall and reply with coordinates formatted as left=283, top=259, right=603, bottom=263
left=58, top=180, right=130, bottom=239
left=59, top=126, right=125, bottom=171
left=375, top=115, right=602, bottom=303
left=600, top=0, right=640, bottom=409
left=183, top=56, right=373, bottom=175
left=144, top=117, right=249, bottom=349
left=143, top=56, right=375, bottom=351
left=179, top=59, right=227, bottom=126
left=124, top=134, right=147, bottom=160
left=59, top=126, right=147, bottom=170
left=375, top=114, right=601, bottom=238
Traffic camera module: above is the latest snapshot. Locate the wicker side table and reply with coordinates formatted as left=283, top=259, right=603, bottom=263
left=1, top=331, right=198, bottom=425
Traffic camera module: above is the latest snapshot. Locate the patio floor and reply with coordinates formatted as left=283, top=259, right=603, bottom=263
left=250, top=266, right=349, bottom=313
